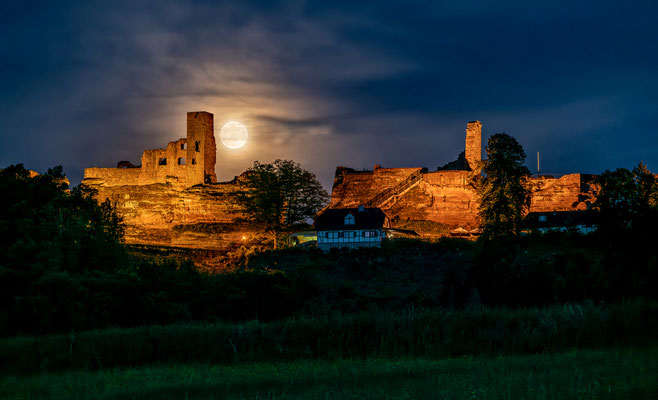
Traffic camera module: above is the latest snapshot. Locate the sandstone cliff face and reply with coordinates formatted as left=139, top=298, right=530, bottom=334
left=86, top=180, right=260, bottom=250
left=387, top=172, right=479, bottom=229
left=529, top=174, right=599, bottom=212
left=329, top=167, right=423, bottom=208
left=329, top=167, right=599, bottom=236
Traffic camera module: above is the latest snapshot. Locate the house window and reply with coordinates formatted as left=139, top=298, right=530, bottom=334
left=344, top=213, right=355, bottom=225
left=344, top=231, right=355, bottom=238
left=195, top=141, right=200, bottom=152
left=158, top=158, right=167, bottom=166
left=178, top=157, right=186, bottom=165
left=538, top=215, right=547, bottom=222
left=363, top=230, right=378, bottom=238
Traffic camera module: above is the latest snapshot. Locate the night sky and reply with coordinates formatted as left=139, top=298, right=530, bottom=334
left=2, top=1, right=657, bottom=190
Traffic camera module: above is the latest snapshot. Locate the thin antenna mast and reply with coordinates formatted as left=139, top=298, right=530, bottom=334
left=537, top=151, right=540, bottom=176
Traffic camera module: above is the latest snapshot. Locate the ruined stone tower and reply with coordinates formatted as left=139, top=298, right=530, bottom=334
left=465, top=121, right=482, bottom=173
left=186, top=111, right=217, bottom=185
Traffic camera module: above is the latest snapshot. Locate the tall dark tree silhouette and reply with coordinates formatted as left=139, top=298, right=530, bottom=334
left=595, top=162, right=658, bottom=235
left=477, top=133, right=532, bottom=239
left=237, top=159, right=329, bottom=249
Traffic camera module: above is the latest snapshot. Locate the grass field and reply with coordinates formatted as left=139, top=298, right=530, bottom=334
left=3, top=301, right=657, bottom=376
left=1, top=347, right=656, bottom=399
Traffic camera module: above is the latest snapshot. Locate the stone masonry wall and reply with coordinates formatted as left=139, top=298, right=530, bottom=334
left=388, top=170, right=479, bottom=229
left=465, top=121, right=482, bottom=172
left=530, top=174, right=599, bottom=212
left=84, top=112, right=216, bottom=189
left=329, top=166, right=422, bottom=208
left=329, top=169, right=598, bottom=234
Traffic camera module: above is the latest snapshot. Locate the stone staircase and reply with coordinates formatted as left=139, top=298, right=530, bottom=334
left=365, top=169, right=423, bottom=208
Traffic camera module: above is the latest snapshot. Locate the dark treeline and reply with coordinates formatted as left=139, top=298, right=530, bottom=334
left=1, top=164, right=657, bottom=336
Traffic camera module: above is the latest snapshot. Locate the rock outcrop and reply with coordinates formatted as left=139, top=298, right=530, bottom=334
left=83, top=114, right=600, bottom=250
left=329, top=122, right=599, bottom=237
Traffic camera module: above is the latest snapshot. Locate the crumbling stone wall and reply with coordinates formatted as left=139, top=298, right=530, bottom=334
left=328, top=121, right=599, bottom=236
left=83, top=111, right=247, bottom=251
left=389, top=170, right=479, bottom=229
left=465, top=121, right=482, bottom=172
left=83, top=112, right=216, bottom=188
left=186, top=112, right=217, bottom=185
left=329, top=166, right=422, bottom=208
left=530, top=174, right=599, bottom=212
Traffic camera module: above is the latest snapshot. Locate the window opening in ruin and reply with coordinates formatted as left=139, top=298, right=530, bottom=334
left=344, top=213, right=355, bottom=225
left=158, top=158, right=167, bottom=166
left=195, top=141, right=200, bottom=152
left=178, top=157, right=186, bottom=165
left=191, top=158, right=196, bottom=165
left=181, top=143, right=186, bottom=150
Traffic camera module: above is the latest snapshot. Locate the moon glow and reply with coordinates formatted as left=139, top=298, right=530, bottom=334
left=219, top=121, right=248, bottom=149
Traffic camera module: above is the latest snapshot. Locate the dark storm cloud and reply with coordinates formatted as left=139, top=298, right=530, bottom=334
left=1, top=0, right=657, bottom=189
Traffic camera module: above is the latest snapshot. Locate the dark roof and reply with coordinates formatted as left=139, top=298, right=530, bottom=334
left=315, top=207, right=387, bottom=230
left=521, top=210, right=597, bottom=229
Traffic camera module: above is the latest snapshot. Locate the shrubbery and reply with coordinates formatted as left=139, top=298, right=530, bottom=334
left=1, top=164, right=658, bottom=337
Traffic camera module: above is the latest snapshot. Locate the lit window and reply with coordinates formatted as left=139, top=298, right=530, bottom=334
left=178, top=157, right=186, bottom=165
left=539, top=215, right=547, bottom=222
left=345, top=231, right=355, bottom=238
left=364, top=230, right=378, bottom=238
left=344, top=213, right=355, bottom=225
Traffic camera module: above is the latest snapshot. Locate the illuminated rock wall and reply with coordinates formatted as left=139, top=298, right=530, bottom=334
left=87, top=180, right=259, bottom=250
left=329, top=166, right=423, bottom=208
left=328, top=121, right=599, bottom=236
left=83, top=112, right=216, bottom=188
left=83, top=111, right=249, bottom=251
left=465, top=121, right=482, bottom=172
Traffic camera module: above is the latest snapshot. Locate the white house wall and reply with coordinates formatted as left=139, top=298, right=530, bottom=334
left=317, top=229, right=383, bottom=250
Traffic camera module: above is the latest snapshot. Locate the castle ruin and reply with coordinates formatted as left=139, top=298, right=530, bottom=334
left=84, top=112, right=217, bottom=188
left=328, top=121, right=599, bottom=235
left=83, top=113, right=600, bottom=250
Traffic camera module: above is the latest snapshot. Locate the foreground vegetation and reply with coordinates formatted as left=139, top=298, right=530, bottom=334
left=2, top=347, right=656, bottom=399
left=2, top=300, right=656, bottom=375
left=2, top=162, right=658, bottom=397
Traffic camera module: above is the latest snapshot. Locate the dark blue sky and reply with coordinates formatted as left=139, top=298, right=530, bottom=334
left=2, top=0, right=657, bottom=189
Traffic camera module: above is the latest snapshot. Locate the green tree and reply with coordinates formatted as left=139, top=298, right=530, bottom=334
left=237, top=159, right=329, bottom=249
left=477, top=133, right=532, bottom=239
left=0, top=164, right=126, bottom=274
left=595, top=162, right=658, bottom=234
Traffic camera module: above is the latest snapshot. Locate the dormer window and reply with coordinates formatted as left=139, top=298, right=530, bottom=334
left=344, top=213, right=355, bottom=225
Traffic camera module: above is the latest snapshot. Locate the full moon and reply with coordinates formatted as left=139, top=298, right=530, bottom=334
left=219, top=121, right=248, bottom=149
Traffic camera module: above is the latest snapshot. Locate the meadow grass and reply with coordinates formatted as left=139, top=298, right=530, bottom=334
left=1, top=347, right=656, bottom=399
left=1, top=300, right=656, bottom=375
